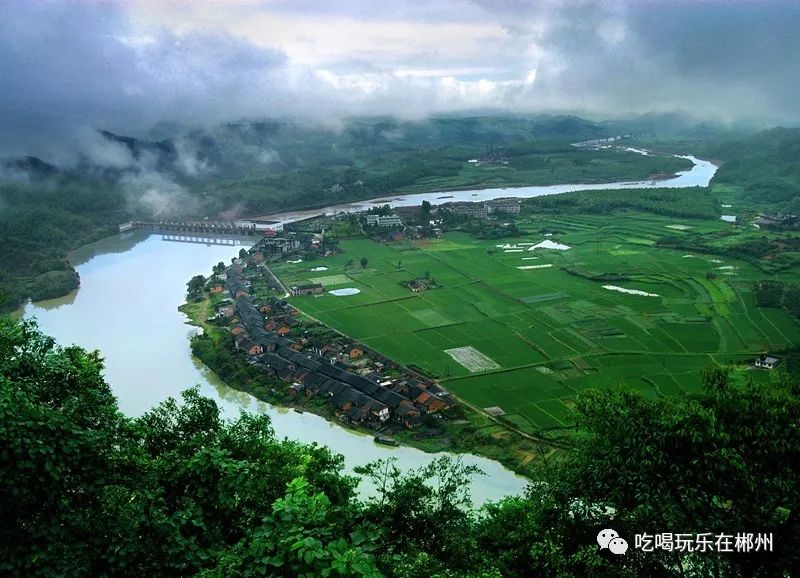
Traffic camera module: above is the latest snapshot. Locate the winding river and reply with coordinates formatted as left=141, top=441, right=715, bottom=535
left=256, top=155, right=718, bottom=227
left=23, top=154, right=717, bottom=504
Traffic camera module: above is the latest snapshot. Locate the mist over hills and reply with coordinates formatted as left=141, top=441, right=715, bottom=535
left=0, top=112, right=745, bottom=192
left=0, top=110, right=780, bottom=231
left=1, top=111, right=796, bottom=311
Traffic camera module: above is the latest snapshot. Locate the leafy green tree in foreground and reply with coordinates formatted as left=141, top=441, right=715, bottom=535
left=481, top=368, right=800, bottom=578
left=0, top=318, right=373, bottom=577
left=2, top=318, right=799, bottom=577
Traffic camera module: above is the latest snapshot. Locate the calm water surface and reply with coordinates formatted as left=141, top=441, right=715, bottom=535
left=259, top=155, right=718, bottom=226
left=24, top=232, right=529, bottom=503
left=23, top=157, right=717, bottom=502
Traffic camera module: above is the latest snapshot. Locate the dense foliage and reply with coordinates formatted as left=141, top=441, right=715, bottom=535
left=0, top=181, right=124, bottom=310
left=523, top=187, right=719, bottom=219
left=753, top=280, right=800, bottom=321
left=186, top=274, right=207, bottom=303
left=3, top=319, right=799, bottom=577
left=711, top=127, right=800, bottom=210
left=0, top=318, right=369, bottom=576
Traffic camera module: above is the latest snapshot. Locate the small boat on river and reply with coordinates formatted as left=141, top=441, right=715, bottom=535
left=374, top=435, right=399, bottom=446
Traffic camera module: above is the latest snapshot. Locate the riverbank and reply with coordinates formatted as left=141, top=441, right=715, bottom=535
left=21, top=232, right=529, bottom=503
left=180, top=292, right=554, bottom=478
left=381, top=156, right=692, bottom=197
left=5, top=149, right=714, bottom=313
left=253, top=153, right=717, bottom=228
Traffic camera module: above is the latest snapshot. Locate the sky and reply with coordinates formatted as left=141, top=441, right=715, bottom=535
left=1, top=0, right=800, bottom=158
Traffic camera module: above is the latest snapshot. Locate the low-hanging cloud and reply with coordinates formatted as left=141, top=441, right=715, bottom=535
left=0, top=1, right=303, bottom=160
left=1, top=0, right=799, bottom=161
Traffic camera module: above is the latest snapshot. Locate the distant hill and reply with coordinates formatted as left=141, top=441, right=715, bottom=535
left=5, top=114, right=731, bottom=189
left=0, top=114, right=620, bottom=215
left=97, top=130, right=179, bottom=171
left=711, top=127, right=800, bottom=208
left=0, top=155, right=61, bottom=180
left=0, top=113, right=702, bottom=312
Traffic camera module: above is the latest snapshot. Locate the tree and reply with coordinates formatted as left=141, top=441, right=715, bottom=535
left=212, top=261, right=226, bottom=274
left=360, top=257, right=368, bottom=268
left=205, top=478, right=381, bottom=577
left=526, top=366, right=800, bottom=578
left=186, top=274, right=206, bottom=301
left=421, top=200, right=432, bottom=217
left=239, top=248, right=248, bottom=259
left=0, top=319, right=359, bottom=577
left=356, top=457, right=484, bottom=575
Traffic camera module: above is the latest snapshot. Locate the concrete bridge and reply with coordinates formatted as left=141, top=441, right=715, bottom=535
left=121, top=220, right=268, bottom=235
left=160, top=234, right=245, bottom=246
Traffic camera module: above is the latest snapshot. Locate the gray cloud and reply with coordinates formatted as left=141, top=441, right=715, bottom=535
left=503, top=1, right=800, bottom=123
left=0, top=1, right=300, bottom=159
left=0, top=0, right=799, bottom=161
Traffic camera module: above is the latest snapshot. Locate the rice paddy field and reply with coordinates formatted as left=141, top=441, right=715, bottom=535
left=270, top=211, right=800, bottom=434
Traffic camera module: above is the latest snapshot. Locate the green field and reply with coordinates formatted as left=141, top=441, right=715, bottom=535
left=272, top=212, right=800, bottom=433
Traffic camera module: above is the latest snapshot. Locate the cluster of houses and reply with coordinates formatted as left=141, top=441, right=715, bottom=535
left=290, top=283, right=324, bottom=296
left=218, top=259, right=456, bottom=429
left=407, top=278, right=434, bottom=292
left=754, top=213, right=798, bottom=230
left=466, top=151, right=509, bottom=165
left=246, top=231, right=339, bottom=261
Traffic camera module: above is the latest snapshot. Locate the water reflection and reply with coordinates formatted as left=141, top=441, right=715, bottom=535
left=21, top=157, right=717, bottom=502
left=25, top=233, right=529, bottom=503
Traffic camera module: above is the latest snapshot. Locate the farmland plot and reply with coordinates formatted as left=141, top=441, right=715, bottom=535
left=445, top=346, right=501, bottom=372
left=274, top=216, right=800, bottom=432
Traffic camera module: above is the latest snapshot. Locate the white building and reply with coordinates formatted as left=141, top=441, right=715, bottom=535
left=235, top=219, right=283, bottom=232
left=755, top=356, right=780, bottom=370
left=366, top=214, right=403, bottom=227
left=487, top=199, right=521, bottom=214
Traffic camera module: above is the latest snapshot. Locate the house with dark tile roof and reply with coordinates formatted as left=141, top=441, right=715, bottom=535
left=235, top=338, right=263, bottom=356
left=395, top=400, right=426, bottom=428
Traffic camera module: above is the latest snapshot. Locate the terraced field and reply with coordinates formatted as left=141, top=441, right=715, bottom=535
left=271, top=212, right=800, bottom=434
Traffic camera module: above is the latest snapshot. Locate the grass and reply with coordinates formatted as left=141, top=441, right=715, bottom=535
left=271, top=211, right=800, bottom=434
left=181, top=286, right=550, bottom=477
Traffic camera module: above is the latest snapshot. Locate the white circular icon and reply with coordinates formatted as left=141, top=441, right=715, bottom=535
left=609, top=537, right=629, bottom=555
left=597, top=528, right=619, bottom=549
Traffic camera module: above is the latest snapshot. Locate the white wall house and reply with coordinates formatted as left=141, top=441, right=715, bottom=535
left=755, top=356, right=780, bottom=370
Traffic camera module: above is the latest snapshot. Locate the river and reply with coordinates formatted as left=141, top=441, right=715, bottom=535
left=256, top=154, right=718, bottom=227
left=23, top=154, right=717, bottom=504
left=24, top=231, right=529, bottom=503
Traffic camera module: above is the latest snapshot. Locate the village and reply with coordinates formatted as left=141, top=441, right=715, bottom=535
left=204, top=228, right=458, bottom=436
left=192, top=195, right=789, bottom=456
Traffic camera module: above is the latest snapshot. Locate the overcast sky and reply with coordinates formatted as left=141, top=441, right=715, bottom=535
left=2, top=0, right=799, bottom=158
